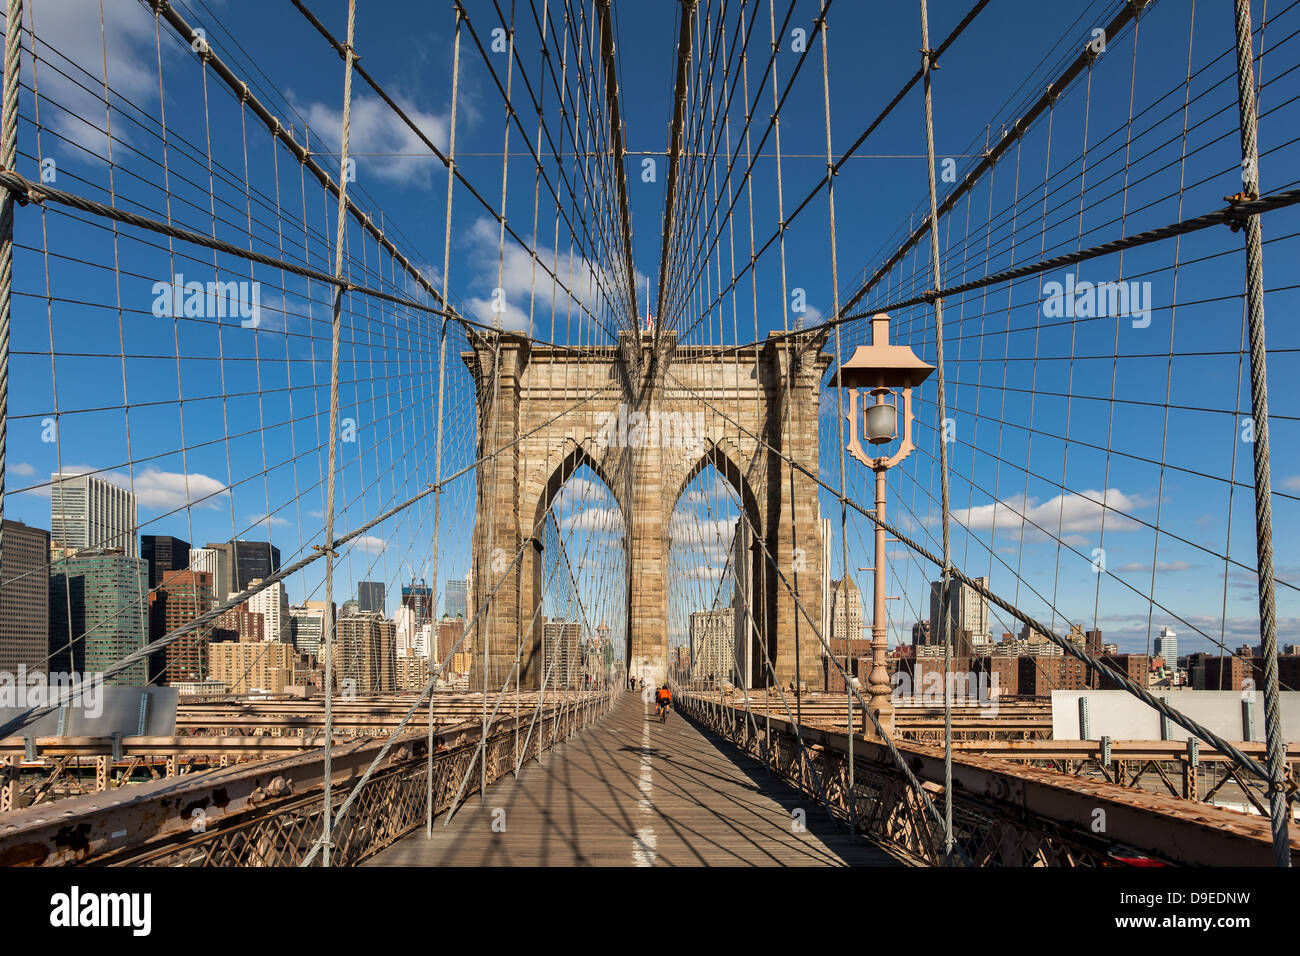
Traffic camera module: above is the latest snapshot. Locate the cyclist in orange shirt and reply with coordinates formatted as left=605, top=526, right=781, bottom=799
left=655, top=684, right=672, bottom=721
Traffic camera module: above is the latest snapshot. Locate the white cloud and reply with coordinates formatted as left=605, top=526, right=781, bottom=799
left=554, top=477, right=622, bottom=536
left=294, top=92, right=449, bottom=187
left=354, top=534, right=386, bottom=555
left=29, top=465, right=228, bottom=511
left=560, top=505, right=623, bottom=535
left=793, top=303, right=824, bottom=327
left=248, top=289, right=293, bottom=334
left=248, top=512, right=290, bottom=529
left=462, top=216, right=647, bottom=333
left=669, top=513, right=736, bottom=546
left=21, top=0, right=162, bottom=157
left=1283, top=475, right=1300, bottom=493
left=1114, top=560, right=1192, bottom=574
left=554, top=477, right=606, bottom=507
left=466, top=295, right=531, bottom=333
left=683, top=472, right=733, bottom=506
left=692, top=565, right=726, bottom=580
left=11, top=461, right=35, bottom=477
left=951, top=488, right=1144, bottom=540
left=127, top=468, right=229, bottom=511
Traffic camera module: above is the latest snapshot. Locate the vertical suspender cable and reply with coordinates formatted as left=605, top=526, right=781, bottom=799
left=766, top=0, right=801, bottom=744
left=0, top=0, right=22, bottom=581
left=319, top=0, right=359, bottom=869
left=1230, top=0, right=1290, bottom=868
left=817, top=0, right=855, bottom=831
left=919, top=0, right=956, bottom=864
left=427, top=6, right=463, bottom=837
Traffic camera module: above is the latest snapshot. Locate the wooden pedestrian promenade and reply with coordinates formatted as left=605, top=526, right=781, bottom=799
left=365, top=690, right=899, bottom=867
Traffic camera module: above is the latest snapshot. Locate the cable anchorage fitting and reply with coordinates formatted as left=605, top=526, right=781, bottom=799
left=312, top=543, right=339, bottom=558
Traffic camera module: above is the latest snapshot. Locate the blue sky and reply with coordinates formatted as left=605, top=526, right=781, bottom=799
left=4, top=0, right=1297, bottom=663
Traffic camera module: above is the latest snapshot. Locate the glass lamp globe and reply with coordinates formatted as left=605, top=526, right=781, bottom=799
left=864, top=395, right=897, bottom=445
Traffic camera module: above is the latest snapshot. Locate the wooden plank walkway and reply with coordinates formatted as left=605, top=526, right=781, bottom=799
left=365, top=690, right=900, bottom=867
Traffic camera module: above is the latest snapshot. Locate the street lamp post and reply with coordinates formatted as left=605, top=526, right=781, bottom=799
left=830, top=313, right=934, bottom=738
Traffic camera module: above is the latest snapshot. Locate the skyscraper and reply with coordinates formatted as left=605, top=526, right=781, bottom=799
left=50, top=548, right=149, bottom=684
left=829, top=576, right=864, bottom=644
left=689, top=609, right=732, bottom=683
left=187, top=547, right=227, bottom=606
left=402, top=581, right=434, bottom=624
left=213, top=602, right=266, bottom=643
left=731, top=517, right=757, bottom=689
left=247, top=578, right=290, bottom=642
left=395, top=603, right=431, bottom=658
left=436, top=616, right=462, bottom=663
left=209, top=640, right=296, bottom=695
left=335, top=609, right=397, bottom=694
left=0, top=520, right=50, bottom=675
left=50, top=472, right=137, bottom=557
left=929, top=575, right=990, bottom=646
left=289, top=602, right=329, bottom=658
left=1155, top=627, right=1178, bottom=667
left=358, top=581, right=385, bottom=614
left=205, top=539, right=281, bottom=594
left=542, top=618, right=582, bottom=688
left=445, top=577, right=467, bottom=619
left=141, top=535, right=190, bottom=589
left=150, top=569, right=215, bottom=685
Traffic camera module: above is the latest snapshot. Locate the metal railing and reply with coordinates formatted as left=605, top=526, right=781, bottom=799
left=0, top=688, right=614, bottom=866
left=675, top=691, right=1297, bottom=867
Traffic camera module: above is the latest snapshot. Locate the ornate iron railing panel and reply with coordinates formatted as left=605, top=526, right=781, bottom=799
left=0, top=692, right=612, bottom=866
left=676, top=693, right=1296, bottom=867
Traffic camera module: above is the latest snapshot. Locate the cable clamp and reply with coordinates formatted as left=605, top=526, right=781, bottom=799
left=1, top=171, right=40, bottom=207
left=1223, top=191, right=1257, bottom=233
left=312, top=544, right=339, bottom=558
left=921, top=289, right=941, bottom=304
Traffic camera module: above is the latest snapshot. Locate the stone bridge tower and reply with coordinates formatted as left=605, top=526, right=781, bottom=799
left=464, top=328, right=828, bottom=692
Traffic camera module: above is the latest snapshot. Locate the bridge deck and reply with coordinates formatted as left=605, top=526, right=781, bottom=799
left=365, top=691, right=898, bottom=867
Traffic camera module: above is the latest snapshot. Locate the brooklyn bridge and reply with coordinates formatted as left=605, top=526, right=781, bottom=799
left=0, top=0, right=1296, bottom=872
